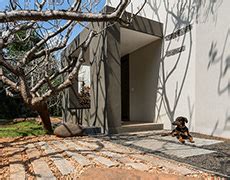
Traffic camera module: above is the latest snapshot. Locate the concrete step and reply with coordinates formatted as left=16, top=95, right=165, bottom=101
left=110, top=123, right=163, bottom=134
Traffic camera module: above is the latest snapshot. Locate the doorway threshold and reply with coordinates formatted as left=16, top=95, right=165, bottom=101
left=110, top=122, right=163, bottom=134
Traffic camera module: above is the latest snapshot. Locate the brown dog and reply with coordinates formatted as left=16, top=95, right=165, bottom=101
left=171, top=116, right=194, bottom=144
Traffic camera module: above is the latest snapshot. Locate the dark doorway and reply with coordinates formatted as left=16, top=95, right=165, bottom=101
left=121, top=55, right=130, bottom=121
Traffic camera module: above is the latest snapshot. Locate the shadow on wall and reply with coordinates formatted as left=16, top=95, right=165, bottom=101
left=224, top=111, right=230, bottom=131
left=90, top=23, right=108, bottom=131
left=196, top=0, right=223, bottom=24
left=152, top=0, right=195, bottom=127
left=211, top=111, right=230, bottom=136
left=208, top=29, right=230, bottom=96
left=145, top=0, right=222, bottom=129
left=63, top=0, right=223, bottom=132
left=203, top=27, right=230, bottom=135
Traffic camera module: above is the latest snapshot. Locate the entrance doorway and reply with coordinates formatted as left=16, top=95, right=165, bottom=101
left=121, top=55, right=129, bottom=121
left=120, top=27, right=161, bottom=125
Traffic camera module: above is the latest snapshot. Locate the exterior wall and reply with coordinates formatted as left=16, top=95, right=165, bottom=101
left=87, top=22, right=109, bottom=133
left=62, top=22, right=105, bottom=125
left=89, top=22, right=122, bottom=133
left=62, top=20, right=123, bottom=133
left=129, top=40, right=161, bottom=122
left=62, top=2, right=230, bottom=138
left=195, top=0, right=230, bottom=137
left=107, top=0, right=197, bottom=130
left=106, top=0, right=230, bottom=138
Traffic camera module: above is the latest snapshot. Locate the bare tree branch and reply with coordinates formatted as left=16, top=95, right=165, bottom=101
left=0, top=53, right=19, bottom=75
left=0, top=0, right=147, bottom=133
left=1, top=75, right=19, bottom=92
left=22, top=20, right=73, bottom=65
left=33, top=30, right=96, bottom=104
left=0, top=0, right=129, bottom=23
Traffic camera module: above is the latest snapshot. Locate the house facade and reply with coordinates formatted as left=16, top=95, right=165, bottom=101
left=63, top=0, right=230, bottom=138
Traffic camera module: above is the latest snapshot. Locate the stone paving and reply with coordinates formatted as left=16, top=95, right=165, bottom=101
left=1, top=132, right=229, bottom=179
left=106, top=131, right=230, bottom=178
left=124, top=137, right=220, bottom=158
left=1, top=135, right=212, bottom=179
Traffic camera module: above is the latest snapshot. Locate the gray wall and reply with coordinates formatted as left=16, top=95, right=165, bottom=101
left=63, top=21, right=122, bottom=133
left=129, top=40, right=161, bottom=122
left=62, top=22, right=107, bottom=126
left=89, top=22, right=110, bottom=133
left=62, top=6, right=163, bottom=134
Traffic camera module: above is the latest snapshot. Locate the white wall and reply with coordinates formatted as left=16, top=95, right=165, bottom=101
left=106, top=0, right=230, bottom=138
left=108, top=0, right=197, bottom=130
left=195, top=0, right=230, bottom=137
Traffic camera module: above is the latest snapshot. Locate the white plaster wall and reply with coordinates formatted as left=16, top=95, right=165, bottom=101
left=195, top=0, right=230, bottom=138
left=106, top=1, right=230, bottom=138
left=107, top=0, right=197, bottom=130
left=129, top=40, right=161, bottom=122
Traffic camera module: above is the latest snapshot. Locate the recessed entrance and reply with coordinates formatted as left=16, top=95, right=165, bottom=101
left=120, top=27, right=161, bottom=125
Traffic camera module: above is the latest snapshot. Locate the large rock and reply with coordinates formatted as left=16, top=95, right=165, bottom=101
left=54, top=122, right=83, bottom=137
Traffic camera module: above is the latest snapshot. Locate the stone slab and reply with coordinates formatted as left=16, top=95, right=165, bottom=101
left=9, top=148, right=25, bottom=180
left=101, top=151, right=123, bottom=158
left=92, top=138, right=136, bottom=154
left=10, top=163, right=25, bottom=180
left=52, top=141, right=92, bottom=167
left=153, top=136, right=223, bottom=147
left=63, top=140, right=92, bottom=154
left=70, top=153, right=92, bottom=167
left=112, top=155, right=150, bottom=171
left=38, top=142, right=74, bottom=176
left=126, top=139, right=216, bottom=158
left=77, top=139, right=127, bottom=153
left=77, top=140, right=99, bottom=149
left=26, top=144, right=56, bottom=180
left=133, top=154, right=195, bottom=175
left=87, top=154, right=118, bottom=167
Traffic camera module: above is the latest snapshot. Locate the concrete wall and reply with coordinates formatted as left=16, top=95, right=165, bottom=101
left=89, top=7, right=163, bottom=133
left=62, top=20, right=122, bottom=133
left=195, top=0, right=230, bottom=137
left=129, top=40, right=161, bottom=122
left=64, top=2, right=230, bottom=136
left=87, top=22, right=108, bottom=132
left=89, top=22, right=123, bottom=133
left=62, top=22, right=107, bottom=126
left=112, top=0, right=197, bottom=130
left=106, top=1, right=230, bottom=138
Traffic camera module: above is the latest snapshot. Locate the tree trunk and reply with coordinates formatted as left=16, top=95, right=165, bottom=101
left=34, top=102, right=53, bottom=134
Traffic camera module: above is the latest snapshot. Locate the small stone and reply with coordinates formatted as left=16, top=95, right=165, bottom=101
left=54, top=122, right=83, bottom=137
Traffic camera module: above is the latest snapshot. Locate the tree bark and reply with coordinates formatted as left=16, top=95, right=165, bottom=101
left=33, top=102, right=53, bottom=134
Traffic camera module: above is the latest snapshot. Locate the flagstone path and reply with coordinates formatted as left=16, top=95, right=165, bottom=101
left=1, top=132, right=228, bottom=179
left=107, top=131, right=229, bottom=178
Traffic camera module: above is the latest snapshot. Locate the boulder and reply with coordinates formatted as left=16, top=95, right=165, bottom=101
left=54, top=122, right=83, bottom=137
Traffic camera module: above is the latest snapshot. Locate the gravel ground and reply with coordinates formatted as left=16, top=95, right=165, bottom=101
left=105, top=131, right=230, bottom=178
left=185, top=133, right=230, bottom=177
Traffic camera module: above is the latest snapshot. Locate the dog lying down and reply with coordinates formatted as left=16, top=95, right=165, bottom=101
left=162, top=116, right=194, bottom=144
